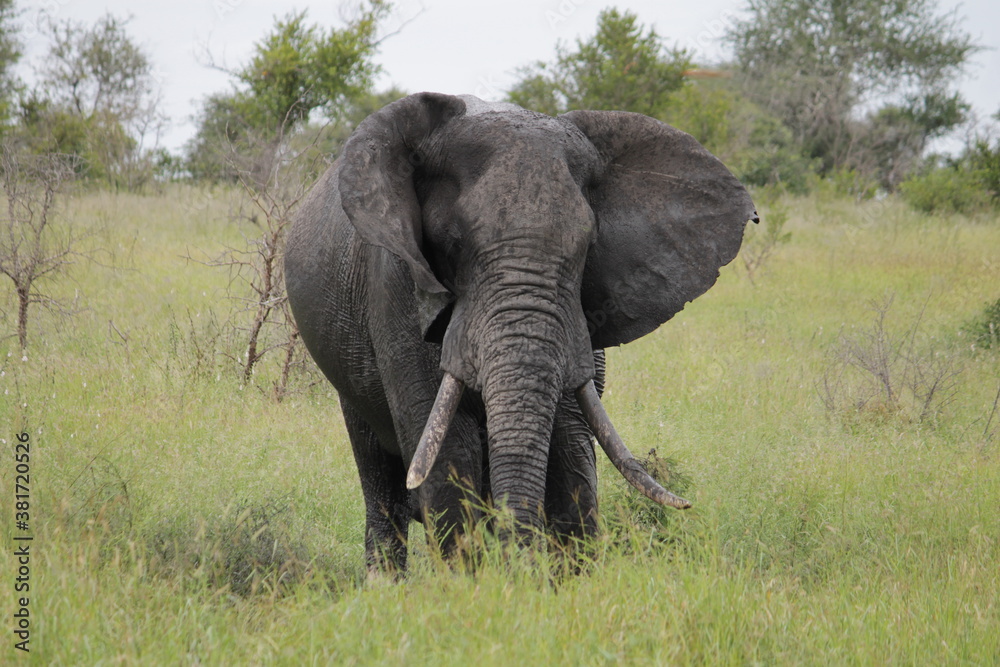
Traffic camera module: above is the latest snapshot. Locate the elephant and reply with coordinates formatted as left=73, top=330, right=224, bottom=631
left=284, top=92, right=757, bottom=572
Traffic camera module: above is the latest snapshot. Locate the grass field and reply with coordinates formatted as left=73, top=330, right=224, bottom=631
left=2, top=185, right=999, bottom=664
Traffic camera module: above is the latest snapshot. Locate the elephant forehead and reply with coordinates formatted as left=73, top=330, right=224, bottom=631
left=432, top=111, right=600, bottom=186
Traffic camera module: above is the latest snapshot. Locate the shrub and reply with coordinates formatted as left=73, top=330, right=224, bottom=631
left=968, top=138, right=1000, bottom=203
left=730, top=111, right=819, bottom=194
left=819, top=294, right=961, bottom=424
left=899, top=164, right=992, bottom=214
left=826, top=167, right=880, bottom=202
left=611, top=448, right=693, bottom=534
left=740, top=185, right=791, bottom=283
left=961, top=298, right=1000, bottom=351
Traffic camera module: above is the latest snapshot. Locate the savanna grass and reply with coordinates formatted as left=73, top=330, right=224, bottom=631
left=1, top=186, right=998, bottom=664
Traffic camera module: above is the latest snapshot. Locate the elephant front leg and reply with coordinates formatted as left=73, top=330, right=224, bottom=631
left=340, top=400, right=411, bottom=575
left=545, top=350, right=604, bottom=541
left=415, top=403, right=486, bottom=558
left=545, top=390, right=599, bottom=542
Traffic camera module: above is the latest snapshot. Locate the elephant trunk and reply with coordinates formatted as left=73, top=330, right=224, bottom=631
left=479, top=315, right=566, bottom=531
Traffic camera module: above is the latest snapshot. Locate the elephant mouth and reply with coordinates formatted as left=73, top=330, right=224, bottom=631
left=405, top=372, right=691, bottom=510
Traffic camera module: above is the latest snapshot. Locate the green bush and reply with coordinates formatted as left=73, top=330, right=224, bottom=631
left=664, top=82, right=735, bottom=156
left=826, top=167, right=880, bottom=201
left=968, top=138, right=1000, bottom=203
left=730, top=112, right=819, bottom=194
left=962, top=298, right=1000, bottom=350
left=899, top=164, right=992, bottom=214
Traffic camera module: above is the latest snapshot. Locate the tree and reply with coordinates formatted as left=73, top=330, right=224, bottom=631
left=507, top=9, right=691, bottom=117
left=41, top=14, right=155, bottom=120
left=507, top=9, right=813, bottom=191
left=853, top=91, right=969, bottom=190
left=663, top=75, right=818, bottom=193
left=18, top=13, right=163, bottom=189
left=0, top=145, right=79, bottom=349
left=187, top=2, right=390, bottom=181
left=292, top=87, right=408, bottom=173
left=184, top=4, right=396, bottom=395
left=727, top=0, right=979, bottom=183
left=184, top=92, right=258, bottom=182
left=236, top=4, right=387, bottom=132
left=0, top=0, right=20, bottom=129
left=898, top=107, right=1000, bottom=213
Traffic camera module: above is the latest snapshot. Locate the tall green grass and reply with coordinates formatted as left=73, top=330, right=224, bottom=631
left=1, top=187, right=998, bottom=664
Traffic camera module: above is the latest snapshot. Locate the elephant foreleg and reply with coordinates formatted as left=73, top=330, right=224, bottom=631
left=414, top=397, right=486, bottom=559
left=544, top=350, right=605, bottom=541
left=340, top=399, right=411, bottom=574
left=545, top=392, right=599, bottom=541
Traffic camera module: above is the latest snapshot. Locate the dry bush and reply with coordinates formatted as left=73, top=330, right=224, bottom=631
left=819, top=293, right=961, bottom=424
left=191, top=121, right=330, bottom=399
left=0, top=145, right=83, bottom=348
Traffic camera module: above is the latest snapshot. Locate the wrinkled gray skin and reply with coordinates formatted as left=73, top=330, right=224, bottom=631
left=285, top=93, right=757, bottom=571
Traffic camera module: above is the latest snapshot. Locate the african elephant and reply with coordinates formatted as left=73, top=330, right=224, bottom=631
left=285, top=92, right=757, bottom=571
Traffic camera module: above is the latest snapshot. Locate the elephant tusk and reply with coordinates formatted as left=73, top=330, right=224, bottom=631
left=406, top=372, right=465, bottom=489
left=575, top=380, right=692, bottom=510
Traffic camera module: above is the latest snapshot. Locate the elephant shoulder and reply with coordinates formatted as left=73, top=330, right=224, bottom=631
left=286, top=162, right=356, bottom=296
left=289, top=163, right=347, bottom=254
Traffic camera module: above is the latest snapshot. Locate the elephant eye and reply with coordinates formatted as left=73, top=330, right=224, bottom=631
left=406, top=150, right=425, bottom=168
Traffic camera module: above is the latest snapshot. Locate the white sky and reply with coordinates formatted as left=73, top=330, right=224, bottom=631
left=14, top=0, right=1000, bottom=153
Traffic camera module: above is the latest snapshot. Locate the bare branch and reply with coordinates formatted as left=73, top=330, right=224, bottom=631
left=0, top=144, right=84, bottom=348
left=371, top=4, right=426, bottom=48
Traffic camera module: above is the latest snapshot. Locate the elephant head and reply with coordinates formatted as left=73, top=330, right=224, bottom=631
left=336, top=92, right=756, bottom=529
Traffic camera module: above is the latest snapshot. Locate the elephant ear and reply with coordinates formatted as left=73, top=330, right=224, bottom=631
left=339, top=92, right=467, bottom=338
left=561, top=110, right=758, bottom=349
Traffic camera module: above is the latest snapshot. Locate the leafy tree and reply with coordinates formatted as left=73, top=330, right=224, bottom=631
left=237, top=4, right=387, bottom=132
left=899, top=108, right=1000, bottom=213
left=727, top=0, right=979, bottom=183
left=16, top=14, right=162, bottom=189
left=187, top=2, right=390, bottom=181
left=41, top=13, right=155, bottom=120
left=184, top=92, right=258, bottom=182
left=0, top=0, right=19, bottom=129
left=508, top=8, right=691, bottom=117
left=292, top=87, right=408, bottom=175
left=507, top=9, right=814, bottom=191
left=663, top=76, right=818, bottom=193
left=184, top=5, right=396, bottom=396
left=852, top=91, right=969, bottom=190
left=968, top=126, right=1000, bottom=204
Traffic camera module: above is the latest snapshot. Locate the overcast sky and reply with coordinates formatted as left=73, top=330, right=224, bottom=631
left=15, top=0, right=1000, bottom=153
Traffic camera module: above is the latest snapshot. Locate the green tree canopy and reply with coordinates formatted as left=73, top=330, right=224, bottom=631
left=727, top=0, right=979, bottom=182
left=0, top=0, right=20, bottom=129
left=15, top=13, right=162, bottom=189
left=186, top=1, right=390, bottom=181
left=507, top=8, right=813, bottom=191
left=507, top=8, right=691, bottom=117
left=236, top=3, right=387, bottom=131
